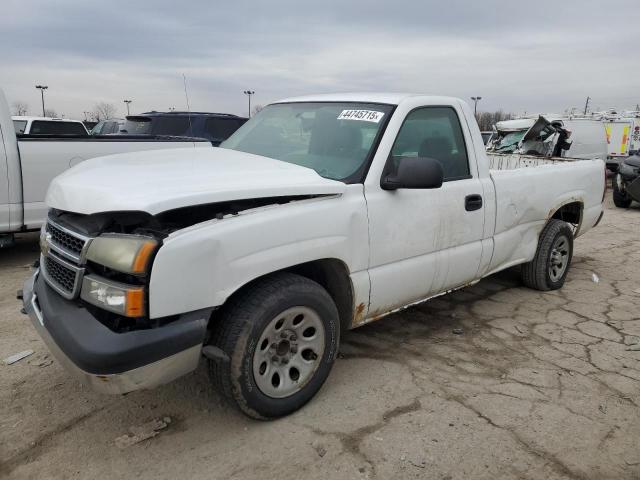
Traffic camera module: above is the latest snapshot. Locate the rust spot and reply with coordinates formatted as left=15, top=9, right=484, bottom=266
left=353, top=302, right=367, bottom=326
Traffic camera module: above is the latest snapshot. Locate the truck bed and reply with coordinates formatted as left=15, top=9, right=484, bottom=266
left=487, top=152, right=579, bottom=170
left=485, top=152, right=605, bottom=275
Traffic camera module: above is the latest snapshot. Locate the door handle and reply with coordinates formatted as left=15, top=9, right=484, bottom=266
left=465, top=194, right=483, bottom=211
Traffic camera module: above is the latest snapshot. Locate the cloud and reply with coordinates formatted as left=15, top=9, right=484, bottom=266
left=1, top=0, right=638, bottom=119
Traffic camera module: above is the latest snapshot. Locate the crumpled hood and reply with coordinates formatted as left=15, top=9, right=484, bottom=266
left=46, top=147, right=347, bottom=215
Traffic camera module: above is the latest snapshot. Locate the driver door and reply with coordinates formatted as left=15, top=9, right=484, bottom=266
left=365, top=105, right=485, bottom=315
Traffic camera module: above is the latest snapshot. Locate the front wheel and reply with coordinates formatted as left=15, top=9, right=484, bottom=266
left=521, top=219, right=574, bottom=291
left=612, top=174, right=632, bottom=208
left=208, top=273, right=340, bottom=419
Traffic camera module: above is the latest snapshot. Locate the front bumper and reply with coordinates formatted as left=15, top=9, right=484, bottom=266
left=23, top=271, right=211, bottom=394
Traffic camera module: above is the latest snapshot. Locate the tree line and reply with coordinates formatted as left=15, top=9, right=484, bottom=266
left=11, top=100, right=119, bottom=121
left=12, top=99, right=515, bottom=131
left=475, top=110, right=514, bottom=131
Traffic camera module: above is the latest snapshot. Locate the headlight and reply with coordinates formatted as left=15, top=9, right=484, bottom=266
left=86, top=235, right=157, bottom=274
left=81, top=275, right=145, bottom=317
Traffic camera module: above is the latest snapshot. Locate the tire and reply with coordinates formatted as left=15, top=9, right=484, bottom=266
left=521, top=219, right=574, bottom=291
left=208, top=272, right=340, bottom=419
left=612, top=174, right=632, bottom=208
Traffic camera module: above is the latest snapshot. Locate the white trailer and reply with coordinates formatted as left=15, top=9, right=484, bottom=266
left=604, top=119, right=635, bottom=170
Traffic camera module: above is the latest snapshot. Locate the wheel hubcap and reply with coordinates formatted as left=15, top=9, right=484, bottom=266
left=253, top=306, right=325, bottom=399
left=549, top=235, right=569, bottom=282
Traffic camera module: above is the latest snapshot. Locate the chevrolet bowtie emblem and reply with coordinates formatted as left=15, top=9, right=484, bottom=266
left=41, top=231, right=52, bottom=256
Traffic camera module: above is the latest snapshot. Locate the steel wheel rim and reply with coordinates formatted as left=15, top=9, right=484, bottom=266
left=252, top=306, right=325, bottom=399
left=549, top=234, right=570, bottom=282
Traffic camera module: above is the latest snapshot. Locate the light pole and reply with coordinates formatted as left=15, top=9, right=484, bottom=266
left=124, top=99, right=132, bottom=115
left=243, top=90, right=255, bottom=117
left=35, top=85, right=48, bottom=116
left=470, top=96, right=482, bottom=116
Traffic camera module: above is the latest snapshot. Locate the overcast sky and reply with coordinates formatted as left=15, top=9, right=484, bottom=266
left=1, top=0, right=639, bottom=120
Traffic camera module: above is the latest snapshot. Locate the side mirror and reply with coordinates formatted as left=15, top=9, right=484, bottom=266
left=381, top=156, right=444, bottom=190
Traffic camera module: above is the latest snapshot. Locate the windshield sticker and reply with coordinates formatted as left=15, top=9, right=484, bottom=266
left=337, top=110, right=385, bottom=123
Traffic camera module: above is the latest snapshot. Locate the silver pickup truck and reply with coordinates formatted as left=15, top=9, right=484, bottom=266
left=0, top=89, right=211, bottom=246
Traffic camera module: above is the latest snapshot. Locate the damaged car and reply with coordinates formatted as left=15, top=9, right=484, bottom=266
left=487, top=115, right=607, bottom=160
left=16, top=93, right=606, bottom=419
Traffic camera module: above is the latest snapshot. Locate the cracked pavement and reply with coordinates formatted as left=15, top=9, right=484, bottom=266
left=1, top=196, right=639, bottom=479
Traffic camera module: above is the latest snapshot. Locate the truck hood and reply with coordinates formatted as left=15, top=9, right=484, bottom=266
left=46, top=147, right=347, bottom=215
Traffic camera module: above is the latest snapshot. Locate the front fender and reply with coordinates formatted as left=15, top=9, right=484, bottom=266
left=148, top=187, right=368, bottom=318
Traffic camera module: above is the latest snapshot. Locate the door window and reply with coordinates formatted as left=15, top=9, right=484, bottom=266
left=391, top=107, right=470, bottom=181
left=29, top=121, right=87, bottom=135
left=152, top=116, right=192, bottom=136
left=13, top=120, right=27, bottom=134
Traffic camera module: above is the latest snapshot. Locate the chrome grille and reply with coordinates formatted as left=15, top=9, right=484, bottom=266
left=41, top=253, right=85, bottom=299
left=41, top=218, right=92, bottom=299
left=46, top=222, right=85, bottom=256
left=44, top=256, right=76, bottom=294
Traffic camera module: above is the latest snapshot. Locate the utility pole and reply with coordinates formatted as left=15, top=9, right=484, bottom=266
left=243, top=90, right=255, bottom=117
left=124, top=99, right=132, bottom=115
left=583, top=96, right=590, bottom=115
left=35, top=85, right=48, bottom=116
left=470, top=96, right=482, bottom=116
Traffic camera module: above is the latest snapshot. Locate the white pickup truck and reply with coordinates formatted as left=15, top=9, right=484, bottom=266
left=0, top=90, right=210, bottom=245
left=22, top=93, right=606, bottom=419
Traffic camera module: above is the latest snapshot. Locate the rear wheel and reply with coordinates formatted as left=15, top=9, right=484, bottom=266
left=208, top=273, right=339, bottom=419
left=612, top=174, right=632, bottom=208
left=521, top=219, right=574, bottom=291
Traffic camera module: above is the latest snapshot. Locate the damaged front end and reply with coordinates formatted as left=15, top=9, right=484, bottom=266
left=23, top=194, right=321, bottom=393
left=40, top=194, right=322, bottom=332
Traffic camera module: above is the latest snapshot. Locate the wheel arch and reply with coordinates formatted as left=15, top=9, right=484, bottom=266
left=548, top=200, right=583, bottom=236
left=210, top=258, right=355, bottom=335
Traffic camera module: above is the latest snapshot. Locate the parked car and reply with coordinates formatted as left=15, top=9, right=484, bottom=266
left=487, top=115, right=607, bottom=160
left=121, top=111, right=247, bottom=145
left=90, top=118, right=125, bottom=135
left=23, top=93, right=605, bottom=419
left=13, top=116, right=89, bottom=136
left=0, top=90, right=211, bottom=246
left=612, top=154, right=640, bottom=207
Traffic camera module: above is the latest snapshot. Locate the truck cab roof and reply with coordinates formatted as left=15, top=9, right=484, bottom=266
left=274, top=92, right=460, bottom=106
left=12, top=116, right=84, bottom=122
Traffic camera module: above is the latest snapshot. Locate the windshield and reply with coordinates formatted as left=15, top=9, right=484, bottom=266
left=90, top=121, right=104, bottom=135
left=123, top=117, right=152, bottom=134
left=494, top=130, right=527, bottom=152
left=13, top=120, right=27, bottom=134
left=221, top=102, right=393, bottom=182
